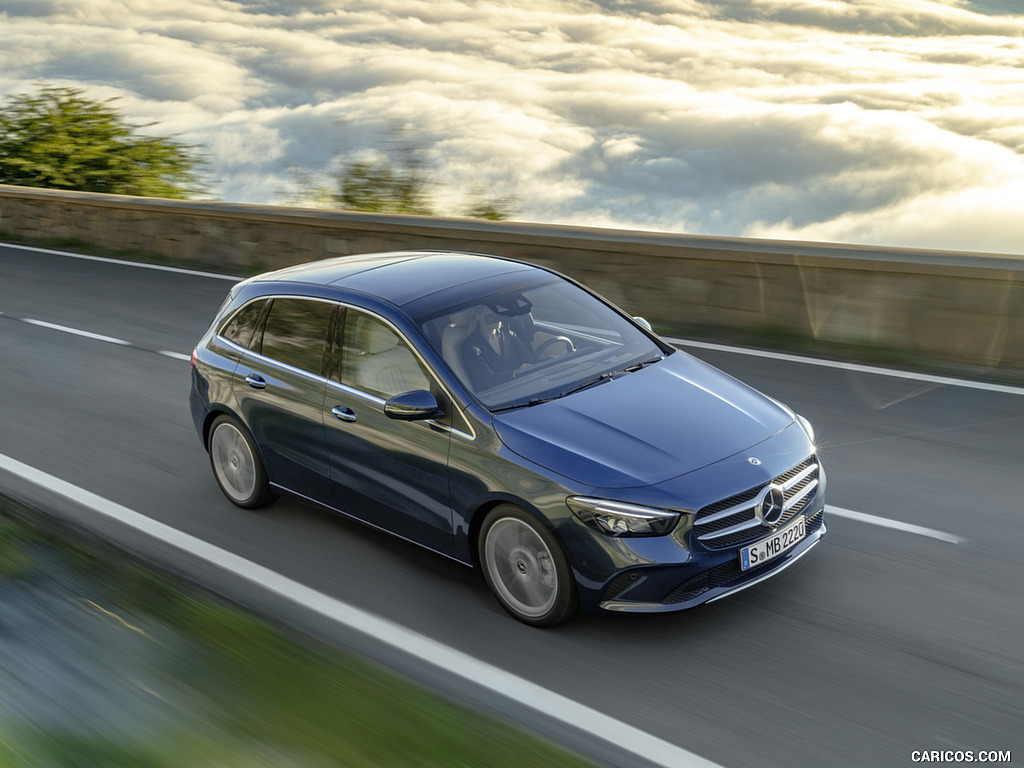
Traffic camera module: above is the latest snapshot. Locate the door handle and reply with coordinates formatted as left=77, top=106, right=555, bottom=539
left=244, top=373, right=267, bottom=389
left=332, top=405, right=357, bottom=422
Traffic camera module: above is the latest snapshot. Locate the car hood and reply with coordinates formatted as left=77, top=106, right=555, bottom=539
left=492, top=352, right=794, bottom=488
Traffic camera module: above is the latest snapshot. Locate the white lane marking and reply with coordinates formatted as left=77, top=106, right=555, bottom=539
left=0, top=452, right=722, bottom=768
left=23, top=318, right=132, bottom=346
left=159, top=350, right=191, bottom=362
left=828, top=506, right=964, bottom=544
left=668, top=338, right=1024, bottom=397
left=16, top=317, right=190, bottom=362
left=8, top=240, right=1022, bottom=397
left=1, top=242, right=241, bottom=281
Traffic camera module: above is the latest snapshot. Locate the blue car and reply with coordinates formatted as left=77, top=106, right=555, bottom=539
left=189, top=251, right=826, bottom=626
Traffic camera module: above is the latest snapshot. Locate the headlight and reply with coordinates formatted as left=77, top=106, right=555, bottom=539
left=566, top=497, right=682, bottom=537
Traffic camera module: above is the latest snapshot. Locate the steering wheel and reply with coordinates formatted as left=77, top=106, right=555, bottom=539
left=532, top=335, right=575, bottom=361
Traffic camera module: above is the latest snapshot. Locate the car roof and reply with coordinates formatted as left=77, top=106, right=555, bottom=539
left=251, top=251, right=546, bottom=309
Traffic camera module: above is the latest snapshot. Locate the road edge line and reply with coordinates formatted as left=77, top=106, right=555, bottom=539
left=0, top=450, right=723, bottom=768
left=668, top=337, right=1024, bottom=397
left=1, top=242, right=240, bottom=280
left=827, top=506, right=965, bottom=544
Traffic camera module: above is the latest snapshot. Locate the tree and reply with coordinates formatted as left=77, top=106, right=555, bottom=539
left=337, top=158, right=434, bottom=215
left=333, top=148, right=517, bottom=220
left=0, top=84, right=206, bottom=198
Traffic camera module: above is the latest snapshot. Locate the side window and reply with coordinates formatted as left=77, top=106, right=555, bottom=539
left=259, top=298, right=334, bottom=375
left=219, top=299, right=266, bottom=349
left=340, top=310, right=431, bottom=399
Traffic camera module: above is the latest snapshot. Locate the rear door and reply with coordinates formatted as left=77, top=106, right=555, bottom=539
left=234, top=297, right=336, bottom=504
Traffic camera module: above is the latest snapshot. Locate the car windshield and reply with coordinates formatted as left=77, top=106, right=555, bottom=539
left=417, top=278, right=669, bottom=410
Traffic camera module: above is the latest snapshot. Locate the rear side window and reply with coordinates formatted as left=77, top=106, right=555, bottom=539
left=259, top=298, right=334, bottom=375
left=219, top=299, right=266, bottom=349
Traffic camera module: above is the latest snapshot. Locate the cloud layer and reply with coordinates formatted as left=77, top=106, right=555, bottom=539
left=2, top=0, right=1023, bottom=253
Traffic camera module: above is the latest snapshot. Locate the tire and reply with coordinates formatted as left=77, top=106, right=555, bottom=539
left=479, top=504, right=577, bottom=626
left=208, top=414, right=275, bottom=509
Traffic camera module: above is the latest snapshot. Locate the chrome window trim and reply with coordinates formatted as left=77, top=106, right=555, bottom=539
left=218, top=293, right=475, bottom=439
left=219, top=336, right=252, bottom=356
left=447, top=424, right=475, bottom=441
left=215, top=296, right=269, bottom=350
left=238, top=347, right=331, bottom=386
left=326, top=378, right=387, bottom=406
left=335, top=304, right=476, bottom=440
left=257, top=295, right=338, bottom=376
left=216, top=294, right=337, bottom=372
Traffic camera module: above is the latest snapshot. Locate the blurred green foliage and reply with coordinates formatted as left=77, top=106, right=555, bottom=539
left=0, top=518, right=39, bottom=578
left=0, top=83, right=207, bottom=199
left=334, top=156, right=516, bottom=220
left=0, top=510, right=596, bottom=768
left=338, top=157, right=434, bottom=215
left=328, top=125, right=516, bottom=220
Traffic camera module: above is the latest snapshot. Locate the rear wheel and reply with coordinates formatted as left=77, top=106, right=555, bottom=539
left=480, top=505, right=577, bottom=626
left=208, top=415, right=274, bottom=509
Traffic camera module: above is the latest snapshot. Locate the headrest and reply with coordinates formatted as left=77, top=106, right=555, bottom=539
left=364, top=321, right=400, bottom=354
left=448, top=308, right=477, bottom=327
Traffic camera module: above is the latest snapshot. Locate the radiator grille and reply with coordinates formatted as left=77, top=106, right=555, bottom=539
left=692, top=457, right=819, bottom=550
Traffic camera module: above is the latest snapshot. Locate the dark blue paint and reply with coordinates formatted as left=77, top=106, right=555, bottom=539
left=189, top=251, right=826, bottom=620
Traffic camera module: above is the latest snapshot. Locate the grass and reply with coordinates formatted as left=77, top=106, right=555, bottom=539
left=0, top=506, right=597, bottom=768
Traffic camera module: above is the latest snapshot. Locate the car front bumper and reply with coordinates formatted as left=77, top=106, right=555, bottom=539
left=594, top=510, right=826, bottom=612
left=560, top=438, right=828, bottom=615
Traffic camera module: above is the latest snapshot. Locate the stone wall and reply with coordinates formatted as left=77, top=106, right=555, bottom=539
left=2, top=184, right=1022, bottom=369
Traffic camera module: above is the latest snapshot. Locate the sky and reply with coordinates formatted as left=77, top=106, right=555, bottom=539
left=2, top=0, right=1024, bottom=254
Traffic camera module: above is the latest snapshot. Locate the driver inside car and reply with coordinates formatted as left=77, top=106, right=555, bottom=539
left=460, top=306, right=534, bottom=390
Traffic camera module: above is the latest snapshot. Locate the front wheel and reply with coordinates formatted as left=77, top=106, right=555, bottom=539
left=479, top=505, right=577, bottom=626
left=208, top=414, right=275, bottom=509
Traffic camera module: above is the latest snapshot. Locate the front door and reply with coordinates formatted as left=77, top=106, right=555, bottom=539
left=323, top=309, right=455, bottom=555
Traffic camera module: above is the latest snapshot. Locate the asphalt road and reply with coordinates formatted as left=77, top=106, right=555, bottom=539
left=1, top=242, right=1021, bottom=768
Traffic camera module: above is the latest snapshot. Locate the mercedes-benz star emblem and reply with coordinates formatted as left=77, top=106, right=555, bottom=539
left=754, top=483, right=786, bottom=527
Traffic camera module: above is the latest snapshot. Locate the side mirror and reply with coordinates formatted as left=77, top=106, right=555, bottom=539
left=384, top=390, right=441, bottom=421
left=633, top=316, right=653, bottom=331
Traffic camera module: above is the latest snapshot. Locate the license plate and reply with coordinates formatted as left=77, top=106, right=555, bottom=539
left=740, top=516, right=806, bottom=571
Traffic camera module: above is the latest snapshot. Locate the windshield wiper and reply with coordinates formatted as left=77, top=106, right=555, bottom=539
left=553, top=355, right=665, bottom=400
left=618, top=356, right=663, bottom=374
left=491, top=395, right=560, bottom=412
left=491, top=356, right=664, bottom=413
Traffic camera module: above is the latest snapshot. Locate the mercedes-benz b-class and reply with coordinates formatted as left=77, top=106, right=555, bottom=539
left=189, top=251, right=826, bottom=625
